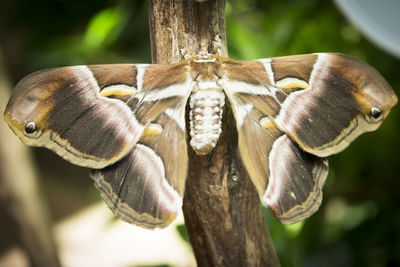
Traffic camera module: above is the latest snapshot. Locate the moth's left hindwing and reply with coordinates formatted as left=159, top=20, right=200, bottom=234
left=91, top=63, right=191, bottom=228
left=91, top=95, right=189, bottom=228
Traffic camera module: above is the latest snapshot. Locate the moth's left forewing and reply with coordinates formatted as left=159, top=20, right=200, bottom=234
left=4, top=65, right=145, bottom=169
left=222, top=59, right=328, bottom=224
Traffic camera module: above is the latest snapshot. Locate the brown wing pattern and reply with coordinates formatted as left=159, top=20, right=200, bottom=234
left=223, top=53, right=396, bottom=223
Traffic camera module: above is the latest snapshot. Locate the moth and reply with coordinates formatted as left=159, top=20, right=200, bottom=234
left=4, top=53, right=397, bottom=228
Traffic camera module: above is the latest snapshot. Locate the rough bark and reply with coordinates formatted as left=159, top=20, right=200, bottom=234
left=0, top=50, right=60, bottom=266
left=148, top=1, right=280, bottom=266
left=149, top=0, right=227, bottom=63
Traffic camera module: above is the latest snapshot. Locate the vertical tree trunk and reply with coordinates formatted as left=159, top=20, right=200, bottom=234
left=0, top=49, right=60, bottom=267
left=148, top=1, right=280, bottom=266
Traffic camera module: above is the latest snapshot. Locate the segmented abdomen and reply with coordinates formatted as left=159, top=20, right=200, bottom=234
left=189, top=88, right=225, bottom=155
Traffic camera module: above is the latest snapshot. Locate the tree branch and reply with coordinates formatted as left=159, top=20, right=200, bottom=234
left=149, top=0, right=227, bottom=63
left=148, top=1, right=279, bottom=266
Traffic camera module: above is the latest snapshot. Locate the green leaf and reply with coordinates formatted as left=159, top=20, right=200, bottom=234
left=83, top=5, right=129, bottom=51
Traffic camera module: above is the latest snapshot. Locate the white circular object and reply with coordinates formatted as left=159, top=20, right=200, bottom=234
left=334, top=0, right=400, bottom=58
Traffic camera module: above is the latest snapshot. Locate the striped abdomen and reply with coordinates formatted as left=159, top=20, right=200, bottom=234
left=189, top=85, right=225, bottom=155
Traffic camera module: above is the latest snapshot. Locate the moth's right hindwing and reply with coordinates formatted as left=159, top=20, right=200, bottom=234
left=223, top=77, right=329, bottom=224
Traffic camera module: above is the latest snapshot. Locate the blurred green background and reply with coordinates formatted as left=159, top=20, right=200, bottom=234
left=0, top=0, right=399, bottom=266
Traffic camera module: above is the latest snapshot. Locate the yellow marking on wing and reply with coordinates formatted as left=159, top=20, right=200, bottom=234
left=142, top=123, right=163, bottom=136
left=100, top=86, right=136, bottom=97
left=260, top=116, right=277, bottom=129
left=276, top=78, right=309, bottom=90
left=139, top=123, right=163, bottom=144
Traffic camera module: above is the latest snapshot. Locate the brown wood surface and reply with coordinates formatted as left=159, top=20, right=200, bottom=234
left=148, top=1, right=280, bottom=266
